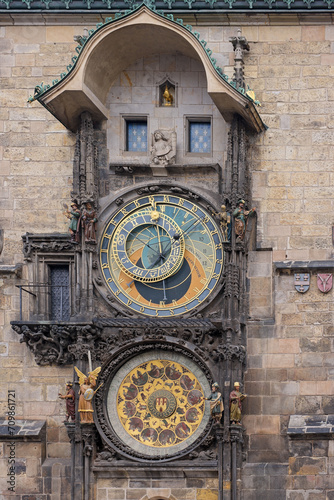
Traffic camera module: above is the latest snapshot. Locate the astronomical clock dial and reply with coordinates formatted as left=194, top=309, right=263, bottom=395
left=106, top=352, right=211, bottom=459
left=100, top=193, right=223, bottom=317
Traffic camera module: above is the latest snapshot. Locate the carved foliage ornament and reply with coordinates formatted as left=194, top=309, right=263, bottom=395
left=11, top=320, right=246, bottom=366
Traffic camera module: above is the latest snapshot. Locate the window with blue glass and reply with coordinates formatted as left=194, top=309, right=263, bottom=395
left=189, top=121, right=211, bottom=154
left=126, top=120, right=147, bottom=152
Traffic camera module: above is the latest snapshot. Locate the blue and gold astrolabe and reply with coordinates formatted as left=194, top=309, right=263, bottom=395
left=111, top=210, right=185, bottom=283
left=100, top=194, right=224, bottom=317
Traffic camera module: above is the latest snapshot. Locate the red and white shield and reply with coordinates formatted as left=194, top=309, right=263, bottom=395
left=317, top=274, right=332, bottom=293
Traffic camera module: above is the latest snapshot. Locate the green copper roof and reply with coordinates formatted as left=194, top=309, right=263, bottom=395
left=1, top=0, right=333, bottom=10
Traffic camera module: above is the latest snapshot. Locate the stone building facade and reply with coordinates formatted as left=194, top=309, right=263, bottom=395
left=0, top=2, right=334, bottom=500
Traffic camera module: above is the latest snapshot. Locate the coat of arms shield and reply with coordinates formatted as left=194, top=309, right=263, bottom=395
left=317, top=274, right=332, bottom=293
left=294, top=273, right=310, bottom=293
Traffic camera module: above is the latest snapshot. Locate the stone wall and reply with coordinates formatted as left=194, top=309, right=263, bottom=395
left=0, top=14, right=334, bottom=500
left=95, top=468, right=219, bottom=500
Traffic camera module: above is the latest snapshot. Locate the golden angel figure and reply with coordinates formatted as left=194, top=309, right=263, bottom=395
left=74, top=366, right=102, bottom=423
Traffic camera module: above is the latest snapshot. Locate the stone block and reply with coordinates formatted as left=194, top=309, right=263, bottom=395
left=267, top=339, right=300, bottom=355
left=246, top=381, right=270, bottom=396
left=289, top=457, right=326, bottom=476
left=266, top=369, right=288, bottom=382
left=46, top=26, right=75, bottom=43
left=152, top=479, right=186, bottom=489
left=295, top=396, right=321, bottom=414
left=146, top=489, right=170, bottom=499
left=15, top=475, right=43, bottom=494
left=242, top=473, right=270, bottom=490
left=312, top=440, right=329, bottom=458
left=270, top=382, right=299, bottom=396
left=186, top=478, right=205, bottom=488
left=263, top=354, right=295, bottom=369
left=261, top=395, right=295, bottom=415
left=97, top=489, right=107, bottom=500
left=244, top=415, right=280, bottom=435
left=106, top=489, right=125, bottom=499
left=322, top=396, right=334, bottom=414
left=170, top=488, right=195, bottom=499
left=196, top=489, right=218, bottom=500
left=46, top=442, right=71, bottom=459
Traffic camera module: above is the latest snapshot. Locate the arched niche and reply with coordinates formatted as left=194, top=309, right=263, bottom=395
left=37, top=5, right=264, bottom=133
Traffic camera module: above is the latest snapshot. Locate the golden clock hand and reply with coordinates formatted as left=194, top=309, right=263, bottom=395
left=161, top=215, right=205, bottom=258
left=156, top=223, right=168, bottom=301
left=156, top=222, right=163, bottom=256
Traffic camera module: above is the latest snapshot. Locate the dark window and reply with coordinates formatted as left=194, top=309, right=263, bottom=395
left=50, top=265, right=70, bottom=321
left=126, top=120, right=147, bottom=152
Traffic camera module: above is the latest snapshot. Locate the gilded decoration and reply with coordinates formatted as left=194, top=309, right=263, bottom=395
left=116, top=359, right=205, bottom=449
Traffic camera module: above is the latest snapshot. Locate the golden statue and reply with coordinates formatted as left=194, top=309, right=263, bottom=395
left=212, top=205, right=231, bottom=242
left=163, top=85, right=173, bottom=106
left=74, top=366, right=103, bottom=423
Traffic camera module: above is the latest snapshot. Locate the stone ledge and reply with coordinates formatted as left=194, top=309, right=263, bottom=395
left=0, top=263, right=22, bottom=276
left=93, top=464, right=218, bottom=477
left=274, top=260, right=334, bottom=271
left=0, top=419, right=46, bottom=440
left=287, top=415, right=334, bottom=439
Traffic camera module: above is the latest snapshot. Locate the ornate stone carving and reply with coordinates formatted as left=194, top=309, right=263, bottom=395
left=22, top=233, right=74, bottom=260
left=11, top=323, right=101, bottom=365
left=95, top=447, right=118, bottom=463
left=72, top=112, right=98, bottom=207
left=224, top=115, right=250, bottom=211
left=11, top=318, right=246, bottom=367
left=150, top=129, right=176, bottom=175
left=229, top=29, right=249, bottom=90
left=223, top=263, right=240, bottom=299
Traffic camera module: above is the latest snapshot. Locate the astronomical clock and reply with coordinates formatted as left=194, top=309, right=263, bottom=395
left=99, top=193, right=224, bottom=317
left=93, top=185, right=230, bottom=462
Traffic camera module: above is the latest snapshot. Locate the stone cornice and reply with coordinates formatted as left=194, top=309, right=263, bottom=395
left=1, top=0, right=333, bottom=12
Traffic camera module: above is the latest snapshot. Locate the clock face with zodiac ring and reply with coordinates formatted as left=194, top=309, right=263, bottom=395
left=99, top=193, right=223, bottom=316
left=106, top=352, right=211, bottom=459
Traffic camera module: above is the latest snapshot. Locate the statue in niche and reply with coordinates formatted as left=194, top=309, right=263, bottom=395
left=203, top=382, right=224, bottom=423
left=229, top=382, right=246, bottom=425
left=82, top=201, right=97, bottom=244
left=63, top=201, right=81, bottom=243
left=74, top=366, right=103, bottom=423
left=212, top=205, right=231, bottom=242
left=59, top=381, right=76, bottom=422
left=232, top=199, right=256, bottom=242
left=150, top=129, right=176, bottom=169
left=162, top=84, right=174, bottom=106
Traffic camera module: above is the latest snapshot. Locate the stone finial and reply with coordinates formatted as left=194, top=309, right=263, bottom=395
left=229, top=28, right=250, bottom=89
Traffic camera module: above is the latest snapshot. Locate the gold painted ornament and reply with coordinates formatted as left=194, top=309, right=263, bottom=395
left=117, top=360, right=205, bottom=448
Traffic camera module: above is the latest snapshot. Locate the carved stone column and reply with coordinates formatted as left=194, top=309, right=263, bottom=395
left=215, top=424, right=224, bottom=500
left=230, top=425, right=244, bottom=500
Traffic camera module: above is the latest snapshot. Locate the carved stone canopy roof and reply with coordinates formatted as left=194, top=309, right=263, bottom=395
left=31, top=4, right=265, bottom=133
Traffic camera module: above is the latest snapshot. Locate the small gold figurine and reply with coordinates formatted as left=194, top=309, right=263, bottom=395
left=163, top=85, right=173, bottom=106
left=74, top=366, right=103, bottom=424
